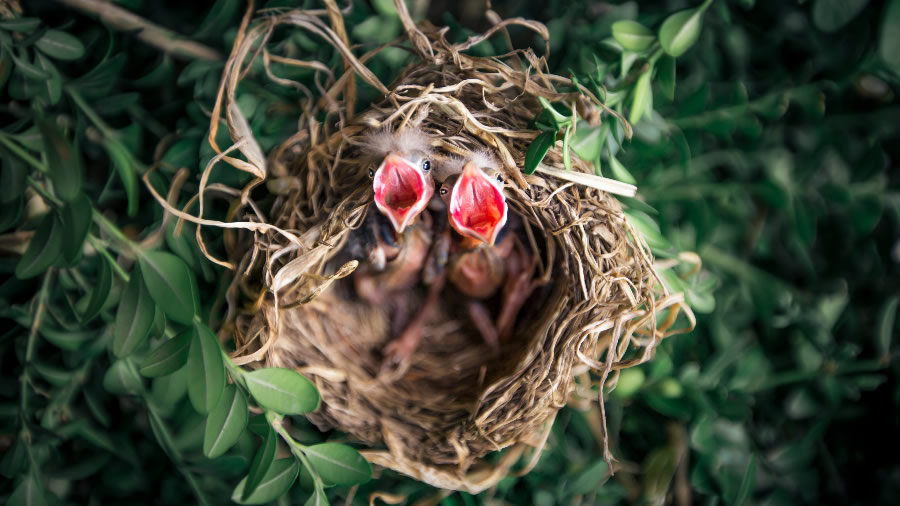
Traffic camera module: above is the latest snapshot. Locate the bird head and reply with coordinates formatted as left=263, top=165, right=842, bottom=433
left=365, top=128, right=435, bottom=234
left=439, top=152, right=508, bottom=246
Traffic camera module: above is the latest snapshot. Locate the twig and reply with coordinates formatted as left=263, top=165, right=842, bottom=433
left=55, top=0, right=223, bottom=61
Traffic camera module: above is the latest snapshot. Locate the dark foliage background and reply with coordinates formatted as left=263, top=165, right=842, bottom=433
left=2, top=0, right=898, bottom=505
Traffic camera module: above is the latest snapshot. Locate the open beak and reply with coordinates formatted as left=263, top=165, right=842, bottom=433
left=373, top=153, right=434, bottom=233
left=448, top=162, right=508, bottom=246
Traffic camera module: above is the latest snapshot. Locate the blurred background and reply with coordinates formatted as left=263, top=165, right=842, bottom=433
left=2, top=0, right=899, bottom=505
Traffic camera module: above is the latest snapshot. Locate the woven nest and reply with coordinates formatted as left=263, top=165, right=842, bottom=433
left=169, top=0, right=694, bottom=493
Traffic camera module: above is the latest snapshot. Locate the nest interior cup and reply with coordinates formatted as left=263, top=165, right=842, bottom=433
left=216, top=2, right=693, bottom=494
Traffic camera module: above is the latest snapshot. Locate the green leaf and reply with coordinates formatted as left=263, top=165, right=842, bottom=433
left=138, top=250, right=199, bottom=324
left=624, top=209, right=673, bottom=253
left=876, top=296, right=898, bottom=358
left=133, top=55, right=175, bottom=88
left=570, top=459, right=609, bottom=495
left=82, top=256, right=113, bottom=322
left=188, top=321, right=226, bottom=414
left=9, top=50, right=50, bottom=81
left=611, top=20, right=655, bottom=52
left=303, top=443, right=372, bottom=486
left=103, top=138, right=139, bottom=217
left=562, top=125, right=572, bottom=170
left=245, top=368, right=320, bottom=415
left=37, top=116, right=84, bottom=202
left=194, top=0, right=241, bottom=39
left=523, top=131, right=556, bottom=175
left=204, top=385, right=249, bottom=458
left=305, top=488, right=329, bottom=506
left=59, top=193, right=92, bottom=266
left=608, top=154, right=637, bottom=184
left=629, top=69, right=653, bottom=125
left=113, top=268, right=156, bottom=358
left=243, top=427, right=278, bottom=500
left=0, top=17, right=41, bottom=32
left=812, top=0, right=868, bottom=32
left=152, top=366, right=189, bottom=411
left=7, top=473, right=49, bottom=506
left=35, top=29, right=85, bottom=60
left=39, top=326, right=97, bottom=350
left=570, top=122, right=607, bottom=161
left=34, top=52, right=61, bottom=105
left=103, top=359, right=143, bottom=395
left=659, top=5, right=707, bottom=57
left=231, top=459, right=299, bottom=505
left=0, top=438, right=26, bottom=478
left=881, top=0, right=900, bottom=72
left=15, top=212, right=62, bottom=279
left=0, top=155, right=27, bottom=204
left=657, top=55, right=676, bottom=101
left=140, top=329, right=193, bottom=377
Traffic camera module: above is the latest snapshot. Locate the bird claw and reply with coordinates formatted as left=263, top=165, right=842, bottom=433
left=382, top=336, right=418, bottom=364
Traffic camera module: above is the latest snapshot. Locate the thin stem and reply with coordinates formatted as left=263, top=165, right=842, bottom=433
left=26, top=176, right=64, bottom=208
left=55, top=0, right=223, bottom=61
left=0, top=132, right=48, bottom=172
left=269, top=413, right=326, bottom=490
left=88, top=235, right=131, bottom=282
left=67, top=88, right=117, bottom=138
left=92, top=209, right=136, bottom=249
left=20, top=270, right=54, bottom=428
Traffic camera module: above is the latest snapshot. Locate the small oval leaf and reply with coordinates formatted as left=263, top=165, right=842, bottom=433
left=113, top=268, right=156, bottom=358
left=59, top=192, right=92, bottom=266
left=303, top=443, right=372, bottom=486
left=659, top=7, right=705, bottom=58
left=204, top=385, right=249, bottom=458
left=102, top=359, right=143, bottom=395
left=812, top=0, right=868, bottom=32
left=188, top=322, right=226, bottom=414
left=245, top=368, right=320, bottom=415
left=629, top=70, right=653, bottom=125
left=15, top=212, right=62, bottom=279
left=523, top=131, right=556, bottom=175
left=140, top=330, right=193, bottom=377
left=612, top=20, right=655, bottom=52
left=657, top=55, right=676, bottom=101
left=82, top=257, right=113, bottom=322
left=138, top=251, right=199, bottom=325
left=103, top=139, right=139, bottom=217
left=37, top=116, right=83, bottom=202
left=35, top=29, right=86, bottom=61
left=881, top=0, right=900, bottom=72
left=243, top=427, right=278, bottom=500
left=231, top=459, right=299, bottom=505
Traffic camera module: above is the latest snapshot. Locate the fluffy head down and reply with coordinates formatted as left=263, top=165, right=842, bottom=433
left=360, top=127, right=433, bottom=160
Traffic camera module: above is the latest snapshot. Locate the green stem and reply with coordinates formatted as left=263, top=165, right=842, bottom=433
left=20, top=270, right=53, bottom=431
left=87, top=235, right=131, bottom=282
left=92, top=209, right=136, bottom=250
left=269, top=412, right=325, bottom=490
left=67, top=88, right=117, bottom=138
left=26, top=176, right=64, bottom=208
left=0, top=132, right=48, bottom=173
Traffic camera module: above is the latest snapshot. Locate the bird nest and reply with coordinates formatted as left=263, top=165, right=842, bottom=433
left=163, top=0, right=694, bottom=494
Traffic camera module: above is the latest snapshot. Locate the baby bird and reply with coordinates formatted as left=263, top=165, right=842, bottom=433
left=348, top=127, right=441, bottom=363
left=437, top=151, right=538, bottom=349
left=367, top=128, right=435, bottom=234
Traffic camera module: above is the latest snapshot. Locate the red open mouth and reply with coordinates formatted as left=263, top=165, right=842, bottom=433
left=373, top=153, right=432, bottom=233
left=449, top=162, right=508, bottom=245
